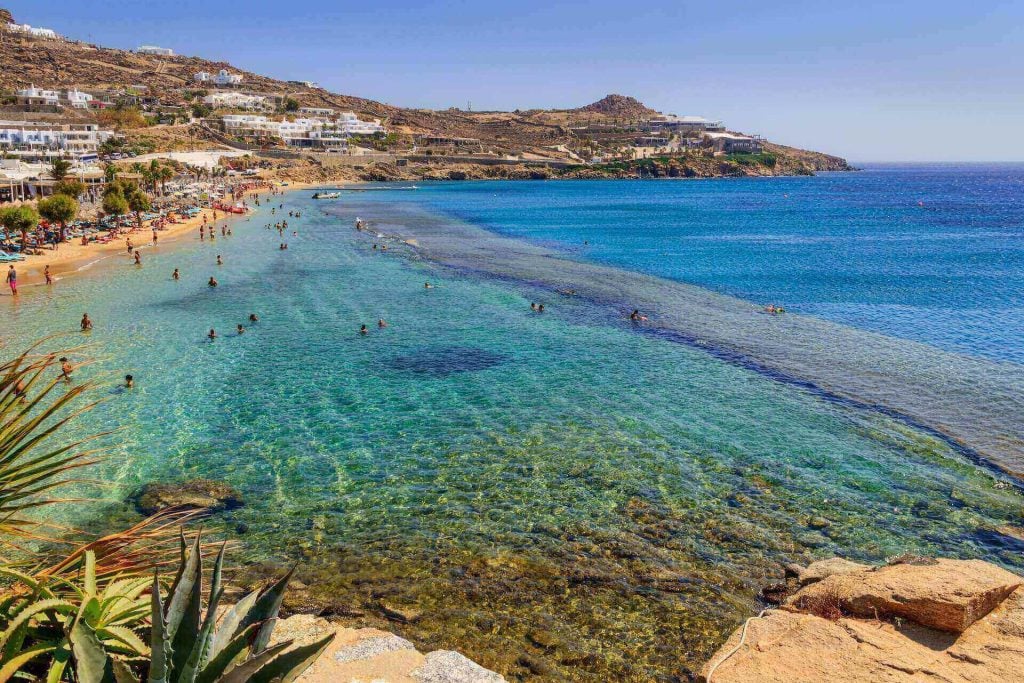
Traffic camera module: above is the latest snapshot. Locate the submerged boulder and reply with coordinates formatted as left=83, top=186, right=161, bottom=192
left=133, top=478, right=243, bottom=515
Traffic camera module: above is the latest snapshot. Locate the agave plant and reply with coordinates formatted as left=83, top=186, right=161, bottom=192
left=0, top=550, right=150, bottom=681
left=145, top=532, right=333, bottom=683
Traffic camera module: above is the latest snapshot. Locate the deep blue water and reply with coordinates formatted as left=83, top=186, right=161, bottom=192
left=368, top=164, right=1024, bottom=363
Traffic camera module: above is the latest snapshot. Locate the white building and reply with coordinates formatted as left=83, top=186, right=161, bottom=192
left=62, top=89, right=93, bottom=109
left=214, top=70, right=243, bottom=86
left=0, top=119, right=113, bottom=160
left=646, top=115, right=725, bottom=132
left=15, top=86, right=59, bottom=107
left=203, top=92, right=269, bottom=111
left=6, top=23, right=60, bottom=40
left=298, top=107, right=337, bottom=118
left=138, top=45, right=174, bottom=56
left=221, top=112, right=384, bottom=147
left=194, top=71, right=211, bottom=83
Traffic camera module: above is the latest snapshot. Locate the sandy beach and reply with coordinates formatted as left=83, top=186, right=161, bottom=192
left=6, top=181, right=313, bottom=289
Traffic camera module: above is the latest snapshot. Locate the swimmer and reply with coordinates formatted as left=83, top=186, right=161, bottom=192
left=249, top=313, right=259, bottom=322
left=59, top=357, right=73, bottom=381
left=80, top=313, right=93, bottom=331
left=124, top=374, right=134, bottom=389
left=360, top=324, right=368, bottom=335
left=424, top=282, right=433, bottom=289
left=530, top=302, right=538, bottom=311
left=373, top=244, right=378, bottom=250
left=208, top=277, right=218, bottom=287
left=216, top=255, right=223, bottom=265
left=629, top=309, right=648, bottom=322
left=172, top=268, right=180, bottom=280
left=378, top=318, right=387, bottom=328
left=208, top=328, right=217, bottom=340
left=237, top=324, right=245, bottom=335
left=44, top=265, right=53, bottom=285
left=134, top=251, right=141, bottom=265
left=538, top=304, right=545, bottom=312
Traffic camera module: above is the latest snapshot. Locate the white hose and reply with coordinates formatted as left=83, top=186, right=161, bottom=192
left=705, top=609, right=770, bottom=683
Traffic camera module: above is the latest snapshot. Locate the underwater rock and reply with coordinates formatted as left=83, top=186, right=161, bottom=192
left=133, top=478, right=243, bottom=515
left=413, top=650, right=507, bottom=682
left=380, top=600, right=424, bottom=624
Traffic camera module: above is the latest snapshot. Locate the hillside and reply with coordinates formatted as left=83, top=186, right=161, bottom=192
left=0, top=7, right=850, bottom=177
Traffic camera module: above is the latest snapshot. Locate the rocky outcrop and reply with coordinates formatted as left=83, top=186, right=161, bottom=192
left=790, top=558, right=1021, bottom=633
left=132, top=478, right=243, bottom=514
left=576, top=94, right=658, bottom=118
left=272, top=614, right=505, bottom=683
left=700, top=558, right=1024, bottom=683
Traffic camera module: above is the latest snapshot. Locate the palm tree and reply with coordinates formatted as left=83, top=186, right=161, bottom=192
left=48, top=158, right=71, bottom=181
left=159, top=165, right=174, bottom=195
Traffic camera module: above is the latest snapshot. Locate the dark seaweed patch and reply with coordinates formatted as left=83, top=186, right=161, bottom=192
left=387, top=347, right=508, bottom=376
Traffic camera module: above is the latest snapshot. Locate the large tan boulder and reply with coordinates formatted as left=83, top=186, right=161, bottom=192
left=271, top=614, right=506, bottom=683
left=700, top=592, right=1024, bottom=683
left=788, top=559, right=1021, bottom=632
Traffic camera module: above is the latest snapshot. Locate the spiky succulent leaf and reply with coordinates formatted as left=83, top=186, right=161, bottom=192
left=194, top=623, right=260, bottom=683
left=169, top=542, right=203, bottom=678
left=148, top=573, right=170, bottom=683
left=248, top=633, right=335, bottom=683
left=0, top=639, right=60, bottom=681
left=216, top=641, right=292, bottom=683
left=45, top=639, right=71, bottom=683
left=244, top=567, right=294, bottom=654
left=179, top=587, right=222, bottom=683
left=84, top=550, right=98, bottom=598
left=165, top=533, right=201, bottom=638
left=206, top=590, right=258, bottom=661
left=0, top=597, right=76, bottom=650
left=111, top=658, right=140, bottom=683
left=70, top=618, right=112, bottom=683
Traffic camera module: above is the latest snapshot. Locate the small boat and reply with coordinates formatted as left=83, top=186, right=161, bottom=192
left=312, top=191, right=341, bottom=199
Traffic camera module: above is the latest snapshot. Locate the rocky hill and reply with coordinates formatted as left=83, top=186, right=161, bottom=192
left=576, top=94, right=658, bottom=118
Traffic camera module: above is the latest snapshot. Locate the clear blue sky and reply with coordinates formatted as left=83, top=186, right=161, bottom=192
left=7, top=1, right=1024, bottom=161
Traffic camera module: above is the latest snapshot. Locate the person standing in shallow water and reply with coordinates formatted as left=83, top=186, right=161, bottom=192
left=44, top=265, right=53, bottom=285
left=172, top=268, right=180, bottom=280
left=80, top=313, right=93, bottom=331
left=6, top=265, right=17, bottom=295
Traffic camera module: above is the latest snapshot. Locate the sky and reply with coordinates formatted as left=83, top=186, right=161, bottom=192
left=6, top=1, right=1024, bottom=162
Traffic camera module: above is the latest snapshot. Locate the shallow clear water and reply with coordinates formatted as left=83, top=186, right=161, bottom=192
left=2, top=171, right=1022, bottom=680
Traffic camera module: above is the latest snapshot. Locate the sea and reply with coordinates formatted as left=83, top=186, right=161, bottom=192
left=3, top=163, right=1023, bottom=680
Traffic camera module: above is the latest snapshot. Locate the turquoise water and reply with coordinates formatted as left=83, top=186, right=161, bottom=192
left=2, top=171, right=1023, bottom=679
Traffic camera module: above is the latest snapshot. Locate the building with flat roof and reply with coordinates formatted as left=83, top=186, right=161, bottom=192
left=220, top=112, right=384, bottom=147
left=646, top=115, right=725, bottom=132
left=199, top=69, right=243, bottom=87
left=138, top=45, right=174, bottom=56
left=203, top=92, right=270, bottom=111
left=704, top=131, right=763, bottom=154
left=0, top=118, right=113, bottom=161
left=6, top=23, right=60, bottom=39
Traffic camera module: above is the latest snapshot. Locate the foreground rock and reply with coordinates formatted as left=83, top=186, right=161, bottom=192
left=700, top=558, right=1024, bottom=682
left=272, top=614, right=506, bottom=683
left=133, top=478, right=243, bottom=514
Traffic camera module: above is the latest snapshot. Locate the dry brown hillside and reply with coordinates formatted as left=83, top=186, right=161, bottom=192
left=0, top=7, right=850, bottom=171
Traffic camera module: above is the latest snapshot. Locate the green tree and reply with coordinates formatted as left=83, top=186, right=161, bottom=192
left=53, top=179, right=85, bottom=198
left=48, top=158, right=71, bottom=181
left=191, top=103, right=212, bottom=119
left=126, top=188, right=151, bottom=230
left=101, top=191, right=128, bottom=223
left=103, top=163, right=118, bottom=182
left=284, top=97, right=299, bottom=112
left=37, top=194, right=79, bottom=242
left=0, top=205, right=40, bottom=251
